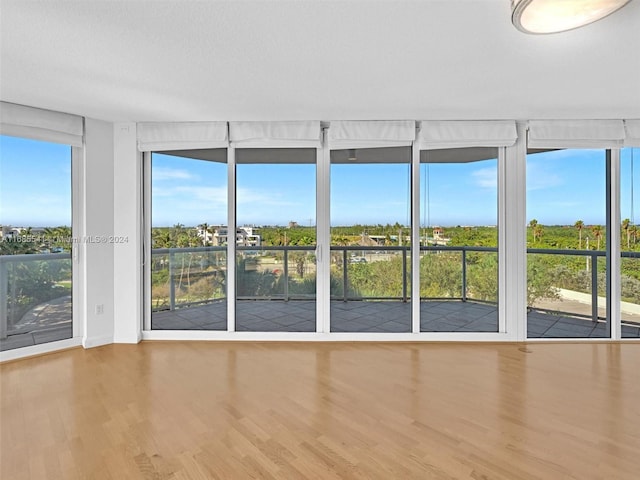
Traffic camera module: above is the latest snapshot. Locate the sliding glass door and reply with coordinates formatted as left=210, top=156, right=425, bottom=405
left=150, top=149, right=228, bottom=330
left=235, top=148, right=317, bottom=332
left=621, top=147, right=640, bottom=338
left=1, top=135, right=73, bottom=351
left=329, top=147, right=412, bottom=332
left=526, top=149, right=608, bottom=338
left=419, top=148, right=499, bottom=332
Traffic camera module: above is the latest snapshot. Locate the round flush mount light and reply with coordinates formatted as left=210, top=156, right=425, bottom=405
left=511, top=0, right=632, bottom=34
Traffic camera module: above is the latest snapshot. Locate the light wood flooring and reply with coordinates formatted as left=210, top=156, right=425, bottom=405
left=1, top=341, right=639, bottom=479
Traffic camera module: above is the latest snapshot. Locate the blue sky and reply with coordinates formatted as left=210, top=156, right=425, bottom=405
left=1, top=134, right=638, bottom=228
left=0, top=135, right=72, bottom=226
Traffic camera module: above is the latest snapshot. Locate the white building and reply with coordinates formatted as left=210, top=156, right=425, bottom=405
left=211, top=226, right=261, bottom=247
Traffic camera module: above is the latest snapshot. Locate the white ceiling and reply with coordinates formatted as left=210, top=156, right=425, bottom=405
left=1, top=0, right=639, bottom=123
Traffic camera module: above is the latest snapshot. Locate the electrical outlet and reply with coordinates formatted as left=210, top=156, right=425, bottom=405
left=95, top=304, right=104, bottom=315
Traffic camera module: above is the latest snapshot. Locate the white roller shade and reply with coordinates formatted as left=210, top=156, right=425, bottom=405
left=418, top=120, right=517, bottom=149
left=624, top=120, right=640, bottom=147
left=229, top=121, right=321, bottom=147
left=328, top=120, right=416, bottom=149
left=528, top=120, right=625, bottom=149
left=137, top=122, right=228, bottom=151
left=0, top=101, right=83, bottom=147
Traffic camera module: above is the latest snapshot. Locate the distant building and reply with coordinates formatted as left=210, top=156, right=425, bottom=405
left=196, top=227, right=213, bottom=245
left=207, top=226, right=261, bottom=247
left=1, top=226, right=22, bottom=239
left=423, top=226, right=451, bottom=246
left=288, top=221, right=299, bottom=228
left=0, top=226, right=47, bottom=239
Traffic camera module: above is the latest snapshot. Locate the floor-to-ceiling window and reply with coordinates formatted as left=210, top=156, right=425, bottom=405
left=139, top=119, right=640, bottom=342
left=419, top=148, right=499, bottom=332
left=234, top=148, right=317, bottom=332
left=0, top=135, right=73, bottom=351
left=621, top=147, right=640, bottom=338
left=329, top=147, right=412, bottom=332
left=150, top=149, right=228, bottom=330
left=526, top=149, right=609, bottom=338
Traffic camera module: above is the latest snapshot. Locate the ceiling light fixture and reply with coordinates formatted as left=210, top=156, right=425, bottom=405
left=511, top=0, right=631, bottom=34
left=348, top=149, right=357, bottom=161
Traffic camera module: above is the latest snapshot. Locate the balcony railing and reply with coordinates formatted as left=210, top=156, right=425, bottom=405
left=150, top=245, right=499, bottom=309
left=2, top=245, right=638, bottom=340
left=150, top=245, right=640, bottom=326
left=0, top=252, right=72, bottom=339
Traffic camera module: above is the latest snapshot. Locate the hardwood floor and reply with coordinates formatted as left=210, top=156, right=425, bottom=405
left=1, top=342, right=639, bottom=479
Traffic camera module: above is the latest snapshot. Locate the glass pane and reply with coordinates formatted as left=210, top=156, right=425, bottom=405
left=1, top=135, right=72, bottom=351
left=526, top=149, right=607, bottom=338
left=419, top=148, right=499, bottom=332
left=621, top=147, right=640, bottom=338
left=235, top=149, right=316, bottom=332
left=330, top=147, right=411, bottom=333
left=150, top=150, right=228, bottom=330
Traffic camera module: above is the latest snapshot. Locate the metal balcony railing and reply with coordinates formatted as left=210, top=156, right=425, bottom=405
left=0, top=252, right=71, bottom=339
left=4, top=245, right=637, bottom=339
left=149, top=245, right=640, bottom=323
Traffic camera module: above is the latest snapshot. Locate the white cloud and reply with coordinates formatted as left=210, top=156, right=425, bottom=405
left=526, top=162, right=563, bottom=191
left=472, top=167, right=497, bottom=189
left=174, top=186, right=228, bottom=203
left=152, top=167, right=196, bottom=181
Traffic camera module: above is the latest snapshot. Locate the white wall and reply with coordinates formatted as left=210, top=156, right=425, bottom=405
left=112, top=123, right=142, bottom=343
left=82, top=118, right=115, bottom=347
left=78, top=120, right=142, bottom=348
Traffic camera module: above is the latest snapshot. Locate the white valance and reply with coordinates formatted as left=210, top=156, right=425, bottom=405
left=0, top=101, right=83, bottom=147
left=624, top=120, right=640, bottom=147
left=137, top=122, right=228, bottom=151
left=528, top=120, right=625, bottom=149
left=229, top=121, right=321, bottom=147
left=328, top=120, right=416, bottom=149
left=418, top=120, right=517, bottom=149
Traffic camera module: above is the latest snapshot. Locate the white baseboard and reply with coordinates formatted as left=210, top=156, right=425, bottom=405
left=82, top=334, right=113, bottom=348
left=0, top=337, right=82, bottom=363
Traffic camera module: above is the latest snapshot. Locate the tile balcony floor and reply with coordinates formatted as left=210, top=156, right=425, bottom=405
left=3, top=298, right=639, bottom=352
left=149, top=299, right=640, bottom=338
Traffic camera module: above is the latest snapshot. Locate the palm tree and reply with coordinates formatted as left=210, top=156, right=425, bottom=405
left=170, top=223, right=185, bottom=245
left=198, top=223, right=210, bottom=246
left=274, top=227, right=287, bottom=246
left=574, top=220, right=584, bottom=249
left=152, top=228, right=171, bottom=248
left=187, top=229, right=200, bottom=247
left=622, top=218, right=631, bottom=249
left=528, top=219, right=538, bottom=244
left=632, top=225, right=638, bottom=246
left=533, top=224, right=544, bottom=243
left=591, top=225, right=603, bottom=251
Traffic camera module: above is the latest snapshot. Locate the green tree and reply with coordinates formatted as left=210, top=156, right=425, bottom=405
left=527, top=255, right=560, bottom=307
left=528, top=219, right=538, bottom=244
left=44, top=226, right=72, bottom=251
left=622, top=218, right=631, bottom=249
left=198, top=223, right=211, bottom=246
left=574, top=220, right=584, bottom=249
left=591, top=225, right=603, bottom=251
left=533, top=224, right=544, bottom=243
